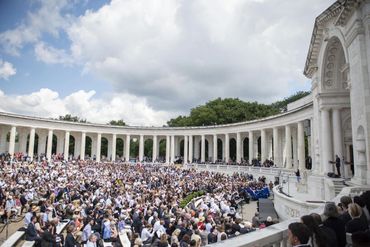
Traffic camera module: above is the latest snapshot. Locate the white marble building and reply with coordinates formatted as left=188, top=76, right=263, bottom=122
left=0, top=0, right=370, bottom=220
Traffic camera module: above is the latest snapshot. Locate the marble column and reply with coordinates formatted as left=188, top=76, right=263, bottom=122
left=139, top=134, right=144, bottom=162
left=96, top=133, right=101, bottom=162
left=8, top=126, right=16, bottom=158
left=111, top=134, right=116, bottom=161
left=188, top=135, right=193, bottom=163
left=273, top=127, right=279, bottom=166
left=64, top=131, right=70, bottom=161
left=152, top=135, right=157, bottom=162
left=166, top=135, right=170, bottom=163
left=194, top=136, right=200, bottom=160
left=321, top=109, right=333, bottom=173
left=285, top=125, right=292, bottom=168
left=332, top=108, right=344, bottom=176
left=80, top=132, right=86, bottom=160
left=28, top=128, right=36, bottom=160
left=236, top=132, right=241, bottom=163
left=292, top=128, right=298, bottom=168
left=213, top=134, right=217, bottom=163
left=249, top=132, right=254, bottom=163
left=261, top=129, right=267, bottom=162
left=183, top=135, right=188, bottom=164
left=46, top=129, right=53, bottom=160
left=208, top=137, right=213, bottom=162
left=225, top=133, right=229, bottom=163
left=297, top=121, right=305, bottom=170
left=170, top=135, right=175, bottom=163
left=201, top=135, right=205, bottom=162
left=125, top=135, right=130, bottom=161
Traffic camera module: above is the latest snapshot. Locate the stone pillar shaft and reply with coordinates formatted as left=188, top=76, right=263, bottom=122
left=96, top=133, right=101, bottom=162
left=201, top=135, right=205, bottom=162
left=183, top=135, right=188, bottom=164
left=112, top=134, right=116, bottom=161
left=139, top=134, right=144, bottom=162
left=285, top=125, right=292, bottom=168
left=298, top=121, right=305, bottom=170
left=225, top=133, right=229, bottom=163
left=28, top=128, right=36, bottom=160
left=80, top=132, right=86, bottom=160
left=213, top=134, right=217, bottom=163
left=8, top=126, right=16, bottom=158
left=249, top=132, right=254, bottom=163
left=152, top=135, right=157, bottom=162
left=125, top=135, right=130, bottom=161
left=273, top=127, right=279, bottom=166
left=188, top=135, right=193, bottom=163
left=170, top=135, right=175, bottom=163
left=236, top=132, right=241, bottom=163
left=321, top=109, right=332, bottom=173
left=64, top=131, right=70, bottom=161
left=47, top=129, right=53, bottom=160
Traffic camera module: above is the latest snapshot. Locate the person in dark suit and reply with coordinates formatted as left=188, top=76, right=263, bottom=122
left=310, top=213, right=338, bottom=247
left=323, top=202, right=346, bottom=247
left=207, top=228, right=218, bottom=244
left=339, top=196, right=353, bottom=225
left=346, top=203, right=369, bottom=234
left=65, top=224, right=79, bottom=247
left=41, top=223, right=56, bottom=247
left=26, top=216, right=41, bottom=241
left=287, top=222, right=311, bottom=247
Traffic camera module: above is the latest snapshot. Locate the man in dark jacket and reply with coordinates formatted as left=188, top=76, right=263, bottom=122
left=26, top=216, right=41, bottom=242
left=323, top=202, right=346, bottom=247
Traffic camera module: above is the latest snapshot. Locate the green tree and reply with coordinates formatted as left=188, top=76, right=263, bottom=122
left=58, top=114, right=87, bottom=123
left=108, top=120, right=126, bottom=126
left=167, top=91, right=309, bottom=127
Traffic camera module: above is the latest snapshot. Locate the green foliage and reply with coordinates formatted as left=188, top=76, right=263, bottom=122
left=270, top=91, right=310, bottom=112
left=109, top=119, right=126, bottom=126
left=179, top=190, right=205, bottom=208
left=58, top=114, right=87, bottom=123
left=167, top=91, right=310, bottom=127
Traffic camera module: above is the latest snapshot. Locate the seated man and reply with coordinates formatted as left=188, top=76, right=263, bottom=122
left=288, top=222, right=311, bottom=247
left=26, top=216, right=41, bottom=242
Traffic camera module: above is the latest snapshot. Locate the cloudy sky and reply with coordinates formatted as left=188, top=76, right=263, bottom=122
left=0, top=0, right=334, bottom=126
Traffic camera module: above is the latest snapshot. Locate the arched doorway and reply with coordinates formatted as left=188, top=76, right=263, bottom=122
left=85, top=136, right=92, bottom=157
left=229, top=138, right=236, bottom=161
left=320, top=36, right=352, bottom=176
left=159, top=139, right=166, bottom=161
left=69, top=135, right=75, bottom=157
left=101, top=137, right=108, bottom=158
left=26, top=133, right=39, bottom=155
left=243, top=137, right=249, bottom=161
left=116, top=138, right=124, bottom=158
left=144, top=139, right=153, bottom=161
left=217, top=139, right=223, bottom=161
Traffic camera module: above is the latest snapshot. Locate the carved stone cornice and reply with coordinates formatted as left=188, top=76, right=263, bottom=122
left=303, top=0, right=364, bottom=78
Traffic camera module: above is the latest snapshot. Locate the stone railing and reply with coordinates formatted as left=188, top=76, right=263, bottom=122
left=207, top=186, right=370, bottom=247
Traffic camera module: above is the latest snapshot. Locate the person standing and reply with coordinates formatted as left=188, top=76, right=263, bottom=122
left=335, top=155, right=341, bottom=177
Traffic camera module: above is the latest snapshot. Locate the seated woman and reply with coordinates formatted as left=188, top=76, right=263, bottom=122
left=345, top=203, right=369, bottom=234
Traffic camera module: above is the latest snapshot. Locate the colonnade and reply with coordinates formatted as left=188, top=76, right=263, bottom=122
left=0, top=119, right=310, bottom=170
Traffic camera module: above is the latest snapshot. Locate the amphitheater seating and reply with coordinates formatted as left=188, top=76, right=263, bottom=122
left=0, top=230, right=25, bottom=247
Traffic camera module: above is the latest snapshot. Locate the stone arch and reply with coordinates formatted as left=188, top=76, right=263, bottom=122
left=321, top=37, right=348, bottom=92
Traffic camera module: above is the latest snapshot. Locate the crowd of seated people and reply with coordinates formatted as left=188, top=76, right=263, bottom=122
left=0, top=158, right=277, bottom=247
left=292, top=191, right=370, bottom=247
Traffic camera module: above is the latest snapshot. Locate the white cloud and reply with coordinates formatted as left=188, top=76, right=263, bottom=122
left=0, top=0, right=72, bottom=56
left=0, top=59, right=16, bottom=80
left=0, top=89, right=174, bottom=126
left=34, top=42, right=73, bottom=65
left=0, top=0, right=336, bottom=115
left=66, top=0, right=334, bottom=110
